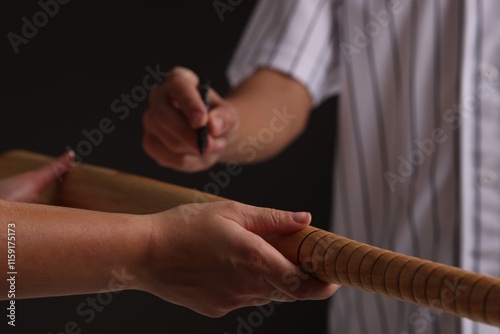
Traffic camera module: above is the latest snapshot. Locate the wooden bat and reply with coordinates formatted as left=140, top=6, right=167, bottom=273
left=0, top=150, right=498, bottom=327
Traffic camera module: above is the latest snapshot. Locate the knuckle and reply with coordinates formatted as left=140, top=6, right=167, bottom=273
left=169, top=155, right=188, bottom=170
left=174, top=66, right=197, bottom=81
left=204, top=303, right=230, bottom=318
left=168, top=66, right=186, bottom=76
left=222, top=200, right=241, bottom=212
left=166, top=67, right=198, bottom=88
left=267, top=208, right=283, bottom=226
left=168, top=73, right=184, bottom=87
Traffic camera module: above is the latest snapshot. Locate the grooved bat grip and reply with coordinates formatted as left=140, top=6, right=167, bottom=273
left=268, top=227, right=500, bottom=327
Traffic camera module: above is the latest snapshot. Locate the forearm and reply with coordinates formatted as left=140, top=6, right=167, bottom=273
left=221, top=68, right=313, bottom=163
left=0, top=200, right=149, bottom=299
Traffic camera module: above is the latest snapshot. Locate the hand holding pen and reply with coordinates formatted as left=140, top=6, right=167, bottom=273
left=142, top=66, right=240, bottom=172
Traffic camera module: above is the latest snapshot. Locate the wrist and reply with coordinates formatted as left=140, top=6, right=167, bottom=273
left=118, top=213, right=154, bottom=292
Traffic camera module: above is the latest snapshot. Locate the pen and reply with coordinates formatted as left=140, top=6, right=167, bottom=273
left=196, top=78, right=210, bottom=154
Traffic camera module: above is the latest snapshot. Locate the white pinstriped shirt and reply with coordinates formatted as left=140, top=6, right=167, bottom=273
left=228, top=1, right=500, bottom=333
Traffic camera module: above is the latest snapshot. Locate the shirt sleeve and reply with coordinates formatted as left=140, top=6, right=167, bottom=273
left=227, top=0, right=340, bottom=106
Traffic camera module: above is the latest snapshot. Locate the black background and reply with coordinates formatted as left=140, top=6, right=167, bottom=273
left=0, top=1, right=336, bottom=333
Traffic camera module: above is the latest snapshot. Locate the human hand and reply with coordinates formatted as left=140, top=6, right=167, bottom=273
left=137, top=201, right=339, bottom=317
left=142, top=66, right=239, bottom=172
left=0, top=151, right=75, bottom=203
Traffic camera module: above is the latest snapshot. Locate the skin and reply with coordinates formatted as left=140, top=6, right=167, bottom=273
left=0, top=153, right=338, bottom=317
left=142, top=67, right=313, bottom=171
left=0, top=151, right=75, bottom=203
left=140, top=66, right=342, bottom=311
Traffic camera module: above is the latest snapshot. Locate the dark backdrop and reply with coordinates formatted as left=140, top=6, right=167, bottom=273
left=0, top=1, right=336, bottom=333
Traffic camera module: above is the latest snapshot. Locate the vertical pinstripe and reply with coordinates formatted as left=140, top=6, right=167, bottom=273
left=360, top=3, right=392, bottom=332
left=472, top=2, right=483, bottom=333
left=307, top=0, right=342, bottom=96
left=453, top=0, right=463, bottom=289
left=431, top=4, right=443, bottom=333
left=342, top=4, right=374, bottom=247
left=385, top=0, right=405, bottom=253
left=345, top=5, right=396, bottom=330
left=472, top=0, right=483, bottom=275
left=361, top=0, right=390, bottom=247
left=385, top=1, right=411, bottom=331
left=407, top=0, right=422, bottom=258
left=266, top=0, right=300, bottom=64
left=307, top=38, right=334, bottom=87
left=227, top=1, right=500, bottom=333
left=430, top=0, right=442, bottom=262
left=289, top=0, right=330, bottom=72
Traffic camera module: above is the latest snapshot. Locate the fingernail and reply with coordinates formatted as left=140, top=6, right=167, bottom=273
left=66, top=150, right=75, bottom=159
left=292, top=212, right=311, bottom=223
left=61, top=150, right=77, bottom=168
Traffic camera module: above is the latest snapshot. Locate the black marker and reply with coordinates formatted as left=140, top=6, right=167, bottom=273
left=196, top=78, right=210, bottom=154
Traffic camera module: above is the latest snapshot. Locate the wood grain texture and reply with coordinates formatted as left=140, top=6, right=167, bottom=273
left=1, top=150, right=499, bottom=327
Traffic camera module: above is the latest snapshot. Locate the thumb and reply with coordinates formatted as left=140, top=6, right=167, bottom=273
left=207, top=102, right=237, bottom=137
left=234, top=203, right=312, bottom=235
left=30, top=150, right=76, bottom=193
left=0, top=151, right=75, bottom=203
